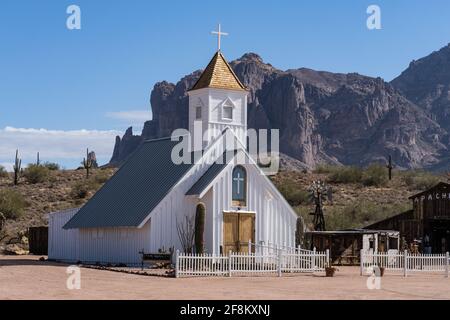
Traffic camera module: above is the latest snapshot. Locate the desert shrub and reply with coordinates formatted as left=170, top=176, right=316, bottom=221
left=23, top=164, right=50, bottom=184
left=325, top=201, right=411, bottom=230
left=328, top=166, right=363, bottom=184
left=313, top=164, right=336, bottom=174
left=93, top=171, right=110, bottom=184
left=70, top=179, right=101, bottom=199
left=401, top=170, right=440, bottom=191
left=0, top=189, right=26, bottom=219
left=43, top=162, right=60, bottom=171
left=71, top=181, right=91, bottom=199
left=362, top=164, right=388, bottom=187
left=278, top=182, right=310, bottom=206
left=0, top=165, right=8, bottom=178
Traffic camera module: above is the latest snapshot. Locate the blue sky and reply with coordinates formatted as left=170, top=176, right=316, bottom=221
left=1, top=0, right=450, bottom=169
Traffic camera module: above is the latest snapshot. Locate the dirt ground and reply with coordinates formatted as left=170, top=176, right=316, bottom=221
left=0, top=255, right=449, bottom=300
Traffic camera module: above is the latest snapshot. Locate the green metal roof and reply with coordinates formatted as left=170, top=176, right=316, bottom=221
left=186, top=150, right=237, bottom=196
left=64, top=137, right=194, bottom=229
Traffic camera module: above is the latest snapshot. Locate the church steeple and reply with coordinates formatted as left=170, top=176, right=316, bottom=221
left=189, top=51, right=247, bottom=92
left=187, top=25, right=248, bottom=151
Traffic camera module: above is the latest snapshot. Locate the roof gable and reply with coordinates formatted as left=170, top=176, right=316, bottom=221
left=189, top=51, right=247, bottom=92
left=409, top=182, right=450, bottom=199
left=64, top=137, right=194, bottom=229
left=186, top=150, right=237, bottom=196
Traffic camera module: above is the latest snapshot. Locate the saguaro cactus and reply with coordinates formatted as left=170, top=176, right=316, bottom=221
left=82, top=148, right=93, bottom=178
left=13, top=149, right=22, bottom=185
left=194, top=203, right=206, bottom=254
left=36, top=152, right=40, bottom=166
left=386, top=154, right=394, bottom=180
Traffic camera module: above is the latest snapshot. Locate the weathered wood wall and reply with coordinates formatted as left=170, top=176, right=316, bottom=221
left=28, top=226, right=48, bottom=255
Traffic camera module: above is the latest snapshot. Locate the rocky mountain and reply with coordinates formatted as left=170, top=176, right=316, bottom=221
left=391, top=44, right=450, bottom=131
left=110, top=46, right=450, bottom=170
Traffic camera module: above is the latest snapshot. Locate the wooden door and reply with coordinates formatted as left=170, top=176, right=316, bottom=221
left=223, top=213, right=239, bottom=253
left=223, top=212, right=255, bottom=253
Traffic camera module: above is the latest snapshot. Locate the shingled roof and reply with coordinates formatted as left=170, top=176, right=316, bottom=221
left=64, top=137, right=194, bottom=229
left=189, top=51, right=247, bottom=91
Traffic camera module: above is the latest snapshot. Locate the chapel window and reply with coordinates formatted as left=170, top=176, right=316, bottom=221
left=232, top=166, right=247, bottom=206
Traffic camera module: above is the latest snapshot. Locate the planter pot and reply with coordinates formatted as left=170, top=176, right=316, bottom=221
left=325, top=267, right=335, bottom=277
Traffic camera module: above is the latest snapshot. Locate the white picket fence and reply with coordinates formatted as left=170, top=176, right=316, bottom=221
left=360, top=250, right=450, bottom=277
left=175, top=248, right=329, bottom=278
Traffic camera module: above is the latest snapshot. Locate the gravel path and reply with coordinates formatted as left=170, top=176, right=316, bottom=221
left=1, top=255, right=449, bottom=300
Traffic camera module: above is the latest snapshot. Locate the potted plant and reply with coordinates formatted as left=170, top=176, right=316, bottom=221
left=325, top=263, right=337, bottom=277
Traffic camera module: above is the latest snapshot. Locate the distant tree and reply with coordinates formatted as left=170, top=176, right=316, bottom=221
left=23, top=164, right=49, bottom=184
left=0, top=189, right=25, bottom=219
left=43, top=162, right=60, bottom=171
left=0, top=165, right=8, bottom=178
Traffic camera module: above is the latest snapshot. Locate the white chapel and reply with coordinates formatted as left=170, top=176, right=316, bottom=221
left=48, top=27, right=302, bottom=265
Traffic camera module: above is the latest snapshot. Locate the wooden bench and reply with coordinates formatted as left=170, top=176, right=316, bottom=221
left=139, top=251, right=172, bottom=270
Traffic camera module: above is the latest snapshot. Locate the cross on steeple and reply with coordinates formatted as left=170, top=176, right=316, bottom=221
left=211, top=24, right=228, bottom=51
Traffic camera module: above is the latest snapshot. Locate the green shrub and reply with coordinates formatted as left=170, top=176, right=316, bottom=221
left=325, top=201, right=411, bottom=230
left=23, top=164, right=50, bottom=184
left=362, top=164, right=388, bottom=187
left=401, top=170, right=440, bottom=191
left=0, top=189, right=26, bottom=219
left=93, top=171, right=110, bottom=184
left=70, top=179, right=100, bottom=199
left=313, top=164, right=336, bottom=174
left=71, top=181, right=90, bottom=199
left=278, top=182, right=310, bottom=206
left=43, top=162, right=60, bottom=171
left=0, top=165, right=8, bottom=178
left=328, top=166, right=363, bottom=184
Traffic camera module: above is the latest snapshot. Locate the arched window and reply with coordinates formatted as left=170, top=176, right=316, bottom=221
left=232, top=166, right=247, bottom=206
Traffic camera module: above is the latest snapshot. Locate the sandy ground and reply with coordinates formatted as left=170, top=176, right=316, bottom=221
left=0, top=255, right=449, bottom=300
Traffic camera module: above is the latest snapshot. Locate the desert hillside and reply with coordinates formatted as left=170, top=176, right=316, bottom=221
left=0, top=164, right=446, bottom=252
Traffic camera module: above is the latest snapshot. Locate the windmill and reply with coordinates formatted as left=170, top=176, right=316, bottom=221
left=308, top=180, right=331, bottom=231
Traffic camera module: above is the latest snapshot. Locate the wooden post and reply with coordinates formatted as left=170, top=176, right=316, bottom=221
left=326, top=249, right=330, bottom=267
left=446, top=252, right=449, bottom=278
left=312, top=247, right=316, bottom=271
left=248, top=239, right=251, bottom=254
left=278, top=249, right=282, bottom=277
left=403, top=250, right=408, bottom=277
left=228, top=250, right=232, bottom=277
left=360, top=250, right=364, bottom=276
left=175, top=250, right=180, bottom=278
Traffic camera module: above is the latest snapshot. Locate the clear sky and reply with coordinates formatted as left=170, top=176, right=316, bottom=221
left=1, top=0, right=450, bottom=169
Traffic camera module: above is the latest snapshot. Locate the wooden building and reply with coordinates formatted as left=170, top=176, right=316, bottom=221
left=366, top=182, right=450, bottom=253
left=305, top=229, right=399, bottom=265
